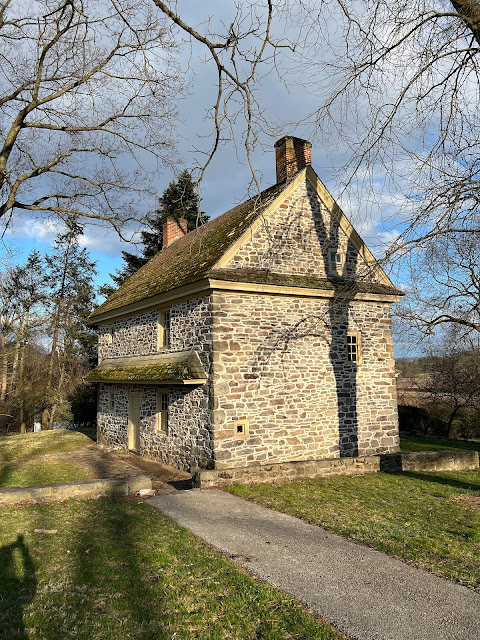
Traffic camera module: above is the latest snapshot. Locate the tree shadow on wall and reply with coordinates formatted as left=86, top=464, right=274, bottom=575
left=0, top=535, right=36, bottom=640
left=314, top=190, right=361, bottom=457
left=248, top=180, right=363, bottom=458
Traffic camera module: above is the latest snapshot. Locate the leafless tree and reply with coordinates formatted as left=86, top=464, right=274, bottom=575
left=292, top=0, right=480, bottom=259
left=150, top=1, right=301, bottom=192
left=423, top=328, right=480, bottom=436
left=0, top=0, right=182, bottom=236
left=397, top=233, right=480, bottom=336
left=149, top=2, right=480, bottom=340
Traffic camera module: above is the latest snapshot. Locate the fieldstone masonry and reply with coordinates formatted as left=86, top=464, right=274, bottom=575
left=97, top=296, right=215, bottom=470
left=211, top=293, right=399, bottom=468
left=95, top=170, right=400, bottom=472
left=228, top=183, right=379, bottom=282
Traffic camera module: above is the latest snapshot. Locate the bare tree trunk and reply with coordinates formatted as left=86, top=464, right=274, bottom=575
left=450, top=0, right=480, bottom=48
left=11, top=314, right=24, bottom=385
left=18, top=310, right=29, bottom=434
left=48, top=360, right=66, bottom=430
left=0, top=333, right=8, bottom=403
left=43, top=240, right=71, bottom=430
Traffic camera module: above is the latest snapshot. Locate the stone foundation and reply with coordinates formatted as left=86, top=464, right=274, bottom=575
left=193, top=455, right=380, bottom=489
left=193, top=449, right=479, bottom=489
left=380, top=449, right=479, bottom=473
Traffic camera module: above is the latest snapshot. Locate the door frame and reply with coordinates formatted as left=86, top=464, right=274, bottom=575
left=128, top=390, right=141, bottom=453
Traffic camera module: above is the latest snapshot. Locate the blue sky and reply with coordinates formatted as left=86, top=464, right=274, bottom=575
left=1, top=0, right=410, bottom=355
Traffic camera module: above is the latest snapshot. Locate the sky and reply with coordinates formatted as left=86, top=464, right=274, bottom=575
left=1, top=1, right=412, bottom=351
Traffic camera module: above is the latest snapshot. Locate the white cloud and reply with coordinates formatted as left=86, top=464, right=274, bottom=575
left=11, top=218, right=64, bottom=242
left=77, top=229, right=139, bottom=257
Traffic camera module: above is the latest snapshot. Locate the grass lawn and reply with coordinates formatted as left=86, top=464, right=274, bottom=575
left=0, top=499, right=344, bottom=640
left=0, top=460, right=94, bottom=488
left=400, top=434, right=480, bottom=453
left=228, top=469, right=480, bottom=590
left=0, top=431, right=95, bottom=488
left=0, top=430, right=93, bottom=462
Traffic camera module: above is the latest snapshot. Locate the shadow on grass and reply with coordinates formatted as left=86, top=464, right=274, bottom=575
left=30, top=450, right=169, bottom=639
left=26, top=500, right=167, bottom=640
left=402, top=470, right=480, bottom=493
left=0, top=535, right=36, bottom=640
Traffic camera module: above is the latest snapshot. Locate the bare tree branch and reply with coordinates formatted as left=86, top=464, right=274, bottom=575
left=0, top=0, right=183, bottom=234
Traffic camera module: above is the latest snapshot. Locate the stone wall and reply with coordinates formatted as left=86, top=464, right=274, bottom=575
left=97, top=296, right=213, bottom=366
left=97, top=383, right=213, bottom=470
left=211, top=292, right=400, bottom=469
left=226, top=182, right=382, bottom=283
left=193, top=448, right=479, bottom=488
left=194, top=455, right=380, bottom=489
left=98, top=310, right=158, bottom=361
left=97, top=296, right=214, bottom=471
left=380, top=450, right=479, bottom=473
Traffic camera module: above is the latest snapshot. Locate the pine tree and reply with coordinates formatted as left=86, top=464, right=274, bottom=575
left=100, top=171, right=208, bottom=297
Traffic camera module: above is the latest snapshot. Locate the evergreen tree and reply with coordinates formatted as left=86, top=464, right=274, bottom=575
left=100, top=171, right=208, bottom=297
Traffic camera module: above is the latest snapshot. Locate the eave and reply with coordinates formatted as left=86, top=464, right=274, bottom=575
left=85, top=350, right=208, bottom=385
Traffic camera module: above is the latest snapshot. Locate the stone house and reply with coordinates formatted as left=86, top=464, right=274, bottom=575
left=87, top=136, right=403, bottom=473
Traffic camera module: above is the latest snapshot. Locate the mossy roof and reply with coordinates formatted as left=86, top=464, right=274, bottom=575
left=207, top=268, right=403, bottom=296
left=84, top=350, right=207, bottom=384
left=91, top=181, right=286, bottom=319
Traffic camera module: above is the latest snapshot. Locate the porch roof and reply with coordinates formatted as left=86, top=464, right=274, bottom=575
left=84, top=350, right=207, bottom=385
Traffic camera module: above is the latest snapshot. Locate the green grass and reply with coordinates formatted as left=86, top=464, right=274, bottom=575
left=0, top=430, right=93, bottom=463
left=0, top=499, right=343, bottom=640
left=0, top=460, right=94, bottom=488
left=0, top=430, right=95, bottom=488
left=400, top=434, right=480, bottom=453
left=228, top=469, right=480, bottom=590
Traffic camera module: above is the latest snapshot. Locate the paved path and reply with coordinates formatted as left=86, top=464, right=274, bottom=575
left=149, top=489, right=480, bottom=640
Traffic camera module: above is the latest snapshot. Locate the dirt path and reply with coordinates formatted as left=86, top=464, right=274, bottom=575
left=55, top=445, right=191, bottom=489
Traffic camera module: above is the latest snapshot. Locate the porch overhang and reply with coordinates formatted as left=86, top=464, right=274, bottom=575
left=84, top=350, right=207, bottom=385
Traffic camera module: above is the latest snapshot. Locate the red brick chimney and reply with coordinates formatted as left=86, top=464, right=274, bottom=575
left=274, top=136, right=312, bottom=183
left=163, top=216, right=188, bottom=247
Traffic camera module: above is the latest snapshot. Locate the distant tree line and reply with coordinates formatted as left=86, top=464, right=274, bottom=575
left=397, top=328, right=480, bottom=439
left=0, top=228, right=97, bottom=433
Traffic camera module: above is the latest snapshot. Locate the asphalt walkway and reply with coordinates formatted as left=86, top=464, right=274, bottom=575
left=149, top=489, right=480, bottom=640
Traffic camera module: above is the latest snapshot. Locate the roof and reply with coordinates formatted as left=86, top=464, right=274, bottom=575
left=91, top=181, right=286, bottom=319
left=84, top=350, right=207, bottom=384
left=91, top=167, right=401, bottom=320
left=207, top=268, right=403, bottom=297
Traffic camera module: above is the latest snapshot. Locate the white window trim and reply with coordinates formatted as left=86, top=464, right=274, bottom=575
left=155, top=389, right=169, bottom=434
left=346, top=331, right=362, bottom=365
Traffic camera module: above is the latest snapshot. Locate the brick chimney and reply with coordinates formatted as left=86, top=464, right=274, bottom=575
left=163, top=216, right=188, bottom=247
left=274, top=136, right=312, bottom=183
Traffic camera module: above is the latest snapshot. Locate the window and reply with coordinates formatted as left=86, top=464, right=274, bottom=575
left=157, top=310, right=171, bottom=349
left=106, top=326, right=114, bottom=344
left=156, top=390, right=169, bottom=433
left=328, top=249, right=345, bottom=275
left=233, top=418, right=249, bottom=439
left=108, top=389, right=115, bottom=411
left=347, top=332, right=362, bottom=364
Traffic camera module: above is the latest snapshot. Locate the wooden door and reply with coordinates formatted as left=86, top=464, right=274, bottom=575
left=128, top=391, right=141, bottom=452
